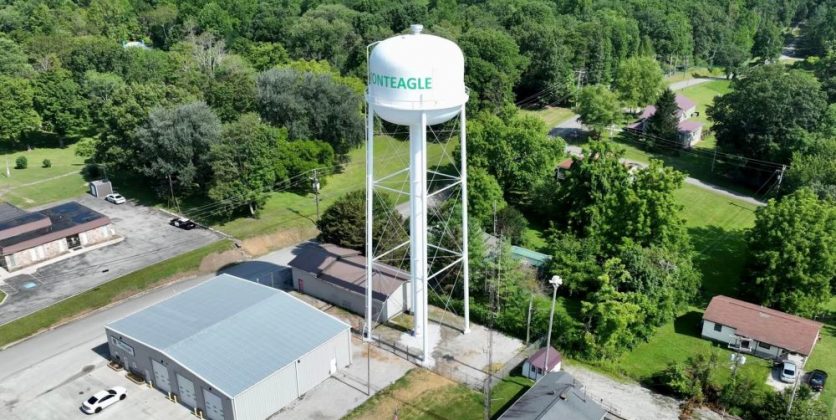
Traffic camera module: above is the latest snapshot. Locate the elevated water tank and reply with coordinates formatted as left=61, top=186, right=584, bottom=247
left=368, top=24, right=468, bottom=126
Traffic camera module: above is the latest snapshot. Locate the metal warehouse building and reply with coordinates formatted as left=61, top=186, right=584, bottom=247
left=288, top=243, right=411, bottom=322
left=105, top=274, right=352, bottom=420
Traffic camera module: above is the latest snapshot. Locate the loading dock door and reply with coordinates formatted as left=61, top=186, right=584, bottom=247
left=151, top=360, right=171, bottom=393
left=203, top=389, right=224, bottom=420
left=177, top=374, right=197, bottom=408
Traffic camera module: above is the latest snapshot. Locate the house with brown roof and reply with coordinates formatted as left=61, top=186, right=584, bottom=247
left=0, top=202, right=115, bottom=272
left=288, top=243, right=411, bottom=322
left=701, top=295, right=823, bottom=361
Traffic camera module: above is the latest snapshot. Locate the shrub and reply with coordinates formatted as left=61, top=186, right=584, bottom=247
left=15, top=156, right=27, bottom=169
left=42, top=159, right=51, bottom=168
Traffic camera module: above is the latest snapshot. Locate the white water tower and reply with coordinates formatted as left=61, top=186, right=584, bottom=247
left=365, top=24, right=470, bottom=364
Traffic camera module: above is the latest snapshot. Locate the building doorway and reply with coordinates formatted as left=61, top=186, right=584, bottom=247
left=66, top=234, right=81, bottom=249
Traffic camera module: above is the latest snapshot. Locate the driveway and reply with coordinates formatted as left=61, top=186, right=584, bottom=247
left=0, top=195, right=221, bottom=325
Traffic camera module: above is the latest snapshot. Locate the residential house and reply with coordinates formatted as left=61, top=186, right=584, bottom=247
left=629, top=94, right=704, bottom=148
left=701, top=295, right=823, bottom=362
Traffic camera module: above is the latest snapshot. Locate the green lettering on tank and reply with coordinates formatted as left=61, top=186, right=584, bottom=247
left=370, top=72, right=433, bottom=90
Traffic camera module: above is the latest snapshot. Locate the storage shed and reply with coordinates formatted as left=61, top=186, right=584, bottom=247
left=288, top=243, right=411, bottom=321
left=105, top=274, right=352, bottom=420
left=522, top=346, right=562, bottom=380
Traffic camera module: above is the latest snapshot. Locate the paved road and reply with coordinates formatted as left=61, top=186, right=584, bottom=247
left=552, top=77, right=765, bottom=207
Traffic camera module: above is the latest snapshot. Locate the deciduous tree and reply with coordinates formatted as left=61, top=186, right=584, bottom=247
left=0, top=77, right=41, bottom=145
left=575, top=85, right=621, bottom=136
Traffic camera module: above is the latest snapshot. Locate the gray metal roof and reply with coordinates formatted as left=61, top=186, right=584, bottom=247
left=499, top=371, right=607, bottom=420
left=107, top=274, right=350, bottom=398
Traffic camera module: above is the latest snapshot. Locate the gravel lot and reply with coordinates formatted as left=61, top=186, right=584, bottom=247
left=0, top=195, right=221, bottom=325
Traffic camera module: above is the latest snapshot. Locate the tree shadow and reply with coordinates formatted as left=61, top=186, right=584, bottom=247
left=688, top=225, right=749, bottom=305
left=673, top=310, right=704, bottom=337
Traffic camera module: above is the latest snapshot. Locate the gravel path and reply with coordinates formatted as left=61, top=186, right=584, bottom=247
left=562, top=364, right=682, bottom=420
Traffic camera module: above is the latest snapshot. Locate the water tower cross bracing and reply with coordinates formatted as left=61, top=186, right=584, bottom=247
left=365, top=24, right=470, bottom=364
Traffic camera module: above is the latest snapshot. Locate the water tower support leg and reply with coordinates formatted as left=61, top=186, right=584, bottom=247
left=409, top=114, right=428, bottom=358
left=365, top=105, right=374, bottom=342
left=460, top=105, right=470, bottom=334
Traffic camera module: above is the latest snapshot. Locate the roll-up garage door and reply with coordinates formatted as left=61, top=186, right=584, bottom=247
left=151, top=360, right=171, bottom=393
left=176, top=374, right=196, bottom=408
left=203, top=389, right=224, bottom=420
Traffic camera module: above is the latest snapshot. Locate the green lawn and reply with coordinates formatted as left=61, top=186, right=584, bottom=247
left=520, top=106, right=574, bottom=128
left=0, top=240, right=232, bottom=348
left=345, top=369, right=533, bottom=420
left=664, top=67, right=724, bottom=85
left=806, top=297, right=836, bottom=417
left=214, top=135, right=454, bottom=239
left=0, top=142, right=88, bottom=208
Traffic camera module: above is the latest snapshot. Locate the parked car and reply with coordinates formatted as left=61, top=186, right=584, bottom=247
left=104, top=193, right=126, bottom=204
left=81, top=387, right=127, bottom=414
left=809, top=369, right=828, bottom=391
left=780, top=361, right=798, bottom=383
left=170, top=217, right=197, bottom=230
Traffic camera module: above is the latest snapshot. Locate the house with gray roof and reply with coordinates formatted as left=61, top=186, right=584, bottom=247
left=288, top=242, right=411, bottom=322
left=105, top=274, right=352, bottom=420
left=499, top=371, right=608, bottom=420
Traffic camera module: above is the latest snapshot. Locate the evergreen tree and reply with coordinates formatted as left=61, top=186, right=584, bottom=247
left=645, top=88, right=679, bottom=146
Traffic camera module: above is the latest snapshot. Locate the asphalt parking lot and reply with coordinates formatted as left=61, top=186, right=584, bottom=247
left=0, top=195, right=221, bottom=325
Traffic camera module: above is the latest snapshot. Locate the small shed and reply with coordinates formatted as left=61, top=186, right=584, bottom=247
left=522, top=346, right=562, bottom=380
left=89, top=180, right=113, bottom=198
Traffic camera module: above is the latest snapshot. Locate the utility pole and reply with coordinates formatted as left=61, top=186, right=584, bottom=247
left=167, top=174, right=180, bottom=213
left=311, top=169, right=321, bottom=222
left=525, top=295, right=533, bottom=345
left=544, top=275, right=562, bottom=378
left=484, top=202, right=499, bottom=420
left=574, top=69, right=586, bottom=91
left=711, top=148, right=717, bottom=173
left=775, top=164, right=787, bottom=195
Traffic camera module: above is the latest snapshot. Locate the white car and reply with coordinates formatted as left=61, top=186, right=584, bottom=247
left=81, top=387, right=127, bottom=414
left=105, top=193, right=126, bottom=204
left=780, top=361, right=798, bottom=383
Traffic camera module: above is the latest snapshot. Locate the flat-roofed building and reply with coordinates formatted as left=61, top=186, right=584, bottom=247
left=0, top=201, right=115, bottom=271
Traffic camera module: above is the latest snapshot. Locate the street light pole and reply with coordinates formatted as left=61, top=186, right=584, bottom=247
left=543, top=275, right=562, bottom=378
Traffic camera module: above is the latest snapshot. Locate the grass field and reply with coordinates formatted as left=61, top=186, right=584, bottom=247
left=664, top=67, right=724, bottom=84
left=0, top=143, right=88, bottom=208
left=806, top=297, right=836, bottom=417
left=345, top=369, right=533, bottom=420
left=520, top=106, right=574, bottom=128
left=215, top=135, right=454, bottom=239
left=0, top=240, right=232, bottom=348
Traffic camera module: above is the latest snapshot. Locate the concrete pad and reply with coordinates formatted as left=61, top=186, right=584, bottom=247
left=270, top=336, right=413, bottom=419
left=0, top=196, right=222, bottom=324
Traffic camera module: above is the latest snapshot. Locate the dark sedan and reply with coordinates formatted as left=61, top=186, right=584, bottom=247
left=809, top=369, right=828, bottom=392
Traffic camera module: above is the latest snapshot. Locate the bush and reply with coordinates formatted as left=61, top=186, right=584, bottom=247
left=15, top=156, right=27, bottom=169
left=42, top=159, right=51, bottom=168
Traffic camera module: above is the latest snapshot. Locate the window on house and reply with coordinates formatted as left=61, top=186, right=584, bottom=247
left=713, top=323, right=722, bottom=332
left=759, top=342, right=771, bottom=350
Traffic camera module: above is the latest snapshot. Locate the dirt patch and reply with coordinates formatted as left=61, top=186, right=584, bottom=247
left=347, top=369, right=456, bottom=420
left=198, top=249, right=247, bottom=272
left=241, top=227, right=318, bottom=256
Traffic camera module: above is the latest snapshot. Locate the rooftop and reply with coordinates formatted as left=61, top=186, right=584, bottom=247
left=0, top=202, right=110, bottom=255
left=527, top=346, right=562, bottom=371
left=107, top=274, right=350, bottom=398
left=0, top=202, right=28, bottom=224
left=288, top=243, right=409, bottom=300
left=678, top=120, right=703, bottom=133
left=638, top=94, right=696, bottom=120
left=499, top=371, right=606, bottom=420
left=703, top=295, right=823, bottom=356
left=511, top=246, right=551, bottom=267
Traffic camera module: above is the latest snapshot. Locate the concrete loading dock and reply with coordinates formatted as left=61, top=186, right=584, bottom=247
left=106, top=274, right=352, bottom=420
